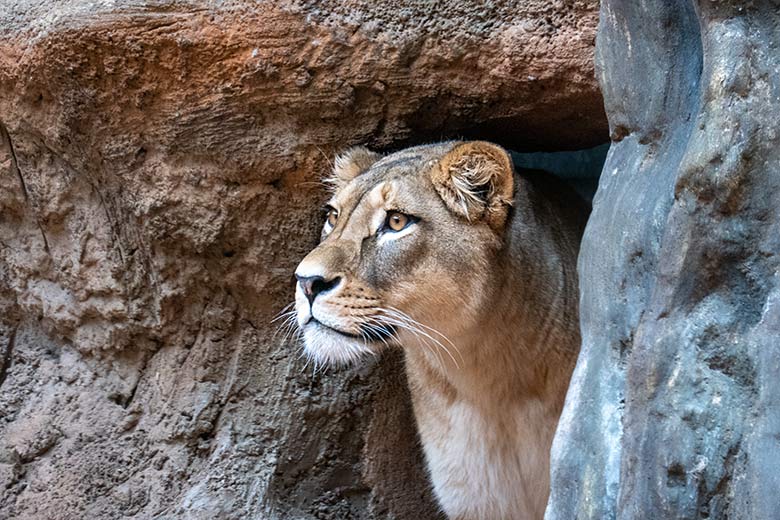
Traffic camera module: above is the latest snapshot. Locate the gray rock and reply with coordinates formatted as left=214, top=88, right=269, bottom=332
left=548, top=1, right=780, bottom=518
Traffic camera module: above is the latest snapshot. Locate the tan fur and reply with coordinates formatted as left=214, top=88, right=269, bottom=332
left=432, top=141, right=515, bottom=229
left=293, top=141, right=588, bottom=519
left=328, top=146, right=382, bottom=189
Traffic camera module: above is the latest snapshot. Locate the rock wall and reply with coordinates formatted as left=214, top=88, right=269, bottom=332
left=0, top=2, right=606, bottom=518
left=548, top=1, right=780, bottom=518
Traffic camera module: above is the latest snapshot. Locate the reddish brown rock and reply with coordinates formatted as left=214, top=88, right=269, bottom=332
left=0, top=1, right=605, bottom=518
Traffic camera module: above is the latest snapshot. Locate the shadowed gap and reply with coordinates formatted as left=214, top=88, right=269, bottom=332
left=511, top=142, right=609, bottom=202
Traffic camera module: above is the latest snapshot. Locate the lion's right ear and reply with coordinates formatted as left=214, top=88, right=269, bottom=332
left=326, top=146, right=382, bottom=190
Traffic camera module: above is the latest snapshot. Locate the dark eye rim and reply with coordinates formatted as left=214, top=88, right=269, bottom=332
left=382, top=210, right=419, bottom=233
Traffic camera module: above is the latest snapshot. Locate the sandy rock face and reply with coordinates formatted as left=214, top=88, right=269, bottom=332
left=0, top=1, right=605, bottom=518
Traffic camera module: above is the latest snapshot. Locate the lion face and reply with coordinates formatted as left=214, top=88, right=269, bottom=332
left=293, top=141, right=515, bottom=366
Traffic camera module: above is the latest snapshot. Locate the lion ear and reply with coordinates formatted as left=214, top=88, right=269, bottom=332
left=430, top=141, right=514, bottom=230
left=326, top=146, right=382, bottom=189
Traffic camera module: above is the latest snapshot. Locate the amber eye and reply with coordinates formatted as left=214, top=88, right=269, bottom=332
left=386, top=211, right=410, bottom=232
left=324, top=207, right=338, bottom=230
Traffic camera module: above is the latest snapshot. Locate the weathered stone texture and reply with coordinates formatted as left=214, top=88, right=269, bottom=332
left=548, top=1, right=780, bottom=519
left=0, top=2, right=606, bottom=518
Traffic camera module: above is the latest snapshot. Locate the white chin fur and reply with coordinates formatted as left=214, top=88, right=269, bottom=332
left=302, top=322, right=377, bottom=367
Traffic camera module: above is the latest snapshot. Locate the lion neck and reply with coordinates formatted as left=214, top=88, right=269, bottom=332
left=405, top=251, right=578, bottom=413
left=401, top=255, right=579, bottom=520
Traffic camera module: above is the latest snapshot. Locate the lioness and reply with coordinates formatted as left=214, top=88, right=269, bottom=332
left=293, top=141, right=587, bottom=519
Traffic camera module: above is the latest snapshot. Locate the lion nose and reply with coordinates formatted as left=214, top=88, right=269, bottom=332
left=295, top=274, right=341, bottom=305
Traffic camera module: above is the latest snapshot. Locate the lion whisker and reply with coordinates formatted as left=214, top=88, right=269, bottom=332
left=270, top=302, right=296, bottom=324
left=384, top=307, right=464, bottom=365
left=272, top=310, right=299, bottom=342
left=366, top=311, right=456, bottom=370
left=375, top=309, right=462, bottom=369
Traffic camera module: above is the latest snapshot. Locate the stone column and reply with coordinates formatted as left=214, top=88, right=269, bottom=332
left=548, top=1, right=780, bottom=518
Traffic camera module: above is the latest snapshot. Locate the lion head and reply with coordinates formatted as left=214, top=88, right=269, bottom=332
left=292, top=141, right=516, bottom=367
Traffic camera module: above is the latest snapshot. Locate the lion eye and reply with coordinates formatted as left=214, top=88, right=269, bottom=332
left=386, top=211, right=411, bottom=232
left=324, top=207, right=338, bottom=232
left=327, top=209, right=338, bottom=227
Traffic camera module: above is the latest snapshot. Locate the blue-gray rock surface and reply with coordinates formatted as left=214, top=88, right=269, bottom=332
left=548, top=1, right=780, bottom=518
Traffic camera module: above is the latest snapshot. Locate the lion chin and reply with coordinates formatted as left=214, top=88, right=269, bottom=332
left=301, top=321, right=382, bottom=367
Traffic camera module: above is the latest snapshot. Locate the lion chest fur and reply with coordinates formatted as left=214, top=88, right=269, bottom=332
left=413, top=390, right=553, bottom=519
left=406, top=338, right=566, bottom=520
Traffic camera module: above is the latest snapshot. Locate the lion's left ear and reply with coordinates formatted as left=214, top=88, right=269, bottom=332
left=326, top=146, right=382, bottom=190
left=430, top=141, right=514, bottom=230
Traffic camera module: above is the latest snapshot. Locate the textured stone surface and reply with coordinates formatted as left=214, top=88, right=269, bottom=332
left=548, top=1, right=780, bottom=518
left=0, top=1, right=606, bottom=518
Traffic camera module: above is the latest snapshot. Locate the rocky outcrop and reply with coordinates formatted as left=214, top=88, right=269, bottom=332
left=548, top=1, right=780, bottom=518
left=0, top=2, right=606, bottom=518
